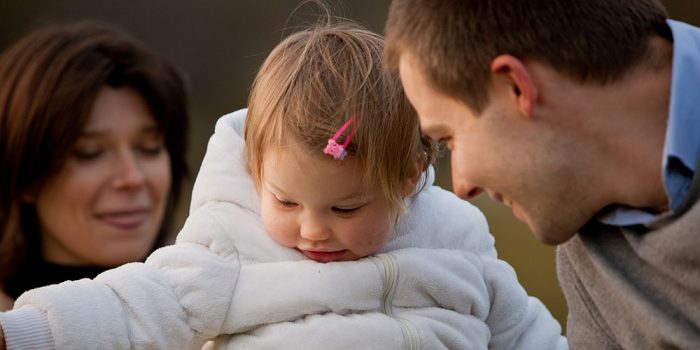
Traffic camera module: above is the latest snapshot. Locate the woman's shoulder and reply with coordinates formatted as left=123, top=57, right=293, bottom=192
left=0, top=288, right=14, bottom=311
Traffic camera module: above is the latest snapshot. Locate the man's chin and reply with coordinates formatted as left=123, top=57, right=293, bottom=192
left=529, top=221, right=578, bottom=246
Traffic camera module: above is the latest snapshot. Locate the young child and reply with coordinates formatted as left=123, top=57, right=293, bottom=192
left=0, top=22, right=567, bottom=349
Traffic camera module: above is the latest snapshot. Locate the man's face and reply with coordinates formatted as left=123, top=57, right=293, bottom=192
left=398, top=53, right=587, bottom=244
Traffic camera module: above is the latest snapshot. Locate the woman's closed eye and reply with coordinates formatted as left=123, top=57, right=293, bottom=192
left=138, top=144, right=164, bottom=156
left=137, top=134, right=166, bottom=156
left=71, top=147, right=103, bottom=160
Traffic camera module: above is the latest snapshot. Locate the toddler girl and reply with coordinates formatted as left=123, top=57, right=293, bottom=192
left=0, top=22, right=567, bottom=350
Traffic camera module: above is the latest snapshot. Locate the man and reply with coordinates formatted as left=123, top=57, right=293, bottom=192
left=385, top=0, right=700, bottom=348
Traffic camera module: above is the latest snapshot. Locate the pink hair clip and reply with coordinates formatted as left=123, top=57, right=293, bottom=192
left=323, top=117, right=355, bottom=160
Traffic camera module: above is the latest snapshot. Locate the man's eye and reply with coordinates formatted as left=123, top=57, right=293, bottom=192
left=437, top=137, right=453, bottom=150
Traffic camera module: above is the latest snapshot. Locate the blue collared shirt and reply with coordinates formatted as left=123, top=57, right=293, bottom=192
left=598, top=19, right=700, bottom=226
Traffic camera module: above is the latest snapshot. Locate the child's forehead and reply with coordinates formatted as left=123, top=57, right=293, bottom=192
left=262, top=145, right=373, bottom=195
left=263, top=142, right=352, bottom=173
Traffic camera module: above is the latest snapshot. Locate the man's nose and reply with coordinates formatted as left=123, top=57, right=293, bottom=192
left=453, top=180, right=483, bottom=200
left=449, top=148, right=482, bottom=200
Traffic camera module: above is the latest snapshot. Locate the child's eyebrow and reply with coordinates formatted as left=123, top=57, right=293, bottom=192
left=265, top=179, right=368, bottom=203
left=263, top=180, right=290, bottom=197
left=334, top=192, right=368, bottom=202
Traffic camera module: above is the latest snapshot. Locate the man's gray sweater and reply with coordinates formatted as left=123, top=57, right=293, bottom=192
left=558, top=167, right=700, bottom=349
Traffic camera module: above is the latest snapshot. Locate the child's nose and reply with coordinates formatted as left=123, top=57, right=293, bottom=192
left=299, top=214, right=331, bottom=241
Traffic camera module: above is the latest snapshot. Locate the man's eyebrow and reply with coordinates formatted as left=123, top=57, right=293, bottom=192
left=419, top=123, right=446, bottom=138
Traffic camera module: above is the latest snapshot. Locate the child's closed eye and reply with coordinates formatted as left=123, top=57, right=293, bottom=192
left=277, top=199, right=298, bottom=208
left=332, top=206, right=361, bottom=216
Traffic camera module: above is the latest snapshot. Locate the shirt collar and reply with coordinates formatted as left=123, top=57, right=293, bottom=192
left=664, top=20, right=700, bottom=173
left=599, top=19, right=700, bottom=226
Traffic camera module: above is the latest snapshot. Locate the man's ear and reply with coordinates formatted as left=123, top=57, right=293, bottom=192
left=490, top=55, right=538, bottom=118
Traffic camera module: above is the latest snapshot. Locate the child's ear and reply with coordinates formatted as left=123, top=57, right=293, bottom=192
left=402, top=157, right=424, bottom=197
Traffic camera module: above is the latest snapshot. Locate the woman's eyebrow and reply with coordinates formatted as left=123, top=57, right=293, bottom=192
left=78, top=124, right=161, bottom=137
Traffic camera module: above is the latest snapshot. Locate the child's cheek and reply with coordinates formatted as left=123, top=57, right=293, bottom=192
left=263, top=214, right=298, bottom=248
left=346, top=220, right=393, bottom=256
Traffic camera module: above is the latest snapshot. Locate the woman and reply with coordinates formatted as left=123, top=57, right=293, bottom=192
left=0, top=21, right=189, bottom=310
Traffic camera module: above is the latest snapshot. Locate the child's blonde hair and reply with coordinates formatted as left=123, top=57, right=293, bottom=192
left=245, top=21, right=435, bottom=211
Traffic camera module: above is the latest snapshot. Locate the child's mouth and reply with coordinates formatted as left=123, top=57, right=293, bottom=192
left=301, top=249, right=348, bottom=262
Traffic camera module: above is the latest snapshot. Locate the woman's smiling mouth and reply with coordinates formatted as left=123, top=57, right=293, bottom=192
left=96, top=209, right=149, bottom=230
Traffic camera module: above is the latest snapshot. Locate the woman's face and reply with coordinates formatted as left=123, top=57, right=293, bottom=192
left=33, top=86, right=172, bottom=266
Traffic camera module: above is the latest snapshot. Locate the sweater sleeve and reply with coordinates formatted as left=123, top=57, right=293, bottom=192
left=0, top=305, right=53, bottom=349
left=481, top=254, right=568, bottom=350
left=205, top=248, right=494, bottom=349
left=216, top=247, right=493, bottom=333
left=8, top=206, right=243, bottom=349
left=223, top=310, right=489, bottom=350
left=215, top=312, right=410, bottom=350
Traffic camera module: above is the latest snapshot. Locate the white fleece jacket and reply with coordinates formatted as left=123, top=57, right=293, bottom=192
left=2, top=109, right=567, bottom=350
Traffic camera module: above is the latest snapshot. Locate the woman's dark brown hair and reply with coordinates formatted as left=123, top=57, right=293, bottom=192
left=0, top=21, right=189, bottom=285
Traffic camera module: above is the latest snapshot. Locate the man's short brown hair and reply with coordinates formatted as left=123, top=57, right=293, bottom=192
left=385, top=0, right=668, bottom=112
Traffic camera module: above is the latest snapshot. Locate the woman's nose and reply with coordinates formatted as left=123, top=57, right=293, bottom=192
left=112, top=151, right=145, bottom=189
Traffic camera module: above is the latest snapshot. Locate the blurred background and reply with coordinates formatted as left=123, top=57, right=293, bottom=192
left=1, top=0, right=698, bottom=329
